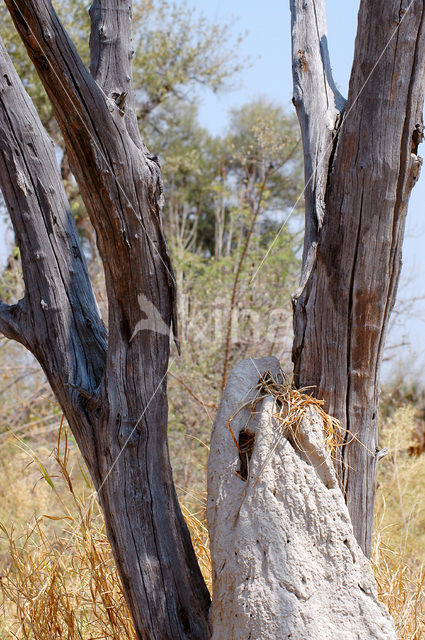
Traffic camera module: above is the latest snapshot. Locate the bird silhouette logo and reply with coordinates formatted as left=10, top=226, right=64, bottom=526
left=130, top=294, right=170, bottom=342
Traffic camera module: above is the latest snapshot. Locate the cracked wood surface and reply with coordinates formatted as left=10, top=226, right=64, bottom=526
left=291, top=0, right=425, bottom=555
left=0, top=37, right=106, bottom=459
left=0, top=1, right=210, bottom=637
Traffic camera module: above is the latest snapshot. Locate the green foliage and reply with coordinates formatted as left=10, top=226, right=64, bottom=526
left=0, top=0, right=245, bottom=251
left=0, top=0, right=242, bottom=133
left=0, top=7, right=52, bottom=131
left=0, top=1, right=90, bottom=133
left=144, top=98, right=303, bottom=256
left=141, top=100, right=221, bottom=254
left=0, top=247, right=23, bottom=304
left=155, top=99, right=304, bottom=498
left=132, top=0, right=244, bottom=120
left=226, top=100, right=303, bottom=207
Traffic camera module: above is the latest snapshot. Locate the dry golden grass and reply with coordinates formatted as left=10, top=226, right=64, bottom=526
left=0, top=401, right=424, bottom=638
left=373, top=404, right=425, bottom=639
left=258, top=370, right=342, bottom=453
left=0, top=423, right=136, bottom=639
left=227, top=369, right=343, bottom=477
left=0, top=421, right=210, bottom=639
left=373, top=545, right=425, bottom=640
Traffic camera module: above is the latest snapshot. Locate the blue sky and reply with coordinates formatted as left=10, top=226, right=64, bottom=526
left=186, top=0, right=357, bottom=131
left=185, top=0, right=425, bottom=380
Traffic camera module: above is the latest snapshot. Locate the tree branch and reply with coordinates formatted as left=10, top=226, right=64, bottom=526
left=4, top=0, right=178, bottom=360
left=290, top=0, right=345, bottom=271
left=0, top=300, right=28, bottom=346
left=2, top=5, right=209, bottom=635
left=89, top=0, right=143, bottom=148
left=291, top=0, right=425, bottom=554
left=0, top=35, right=106, bottom=449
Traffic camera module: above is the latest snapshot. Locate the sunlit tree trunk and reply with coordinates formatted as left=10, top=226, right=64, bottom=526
left=0, top=1, right=210, bottom=637
left=290, top=0, right=425, bottom=555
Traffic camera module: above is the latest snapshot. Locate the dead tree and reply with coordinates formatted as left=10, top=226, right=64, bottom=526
left=0, top=1, right=209, bottom=638
left=290, top=0, right=425, bottom=555
left=2, top=0, right=425, bottom=637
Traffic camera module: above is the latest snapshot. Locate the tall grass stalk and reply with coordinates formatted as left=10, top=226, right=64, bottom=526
left=1, top=406, right=424, bottom=639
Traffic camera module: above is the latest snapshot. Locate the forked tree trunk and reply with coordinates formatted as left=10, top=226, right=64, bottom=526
left=290, top=0, right=425, bottom=555
left=3, top=0, right=425, bottom=636
left=0, top=1, right=210, bottom=638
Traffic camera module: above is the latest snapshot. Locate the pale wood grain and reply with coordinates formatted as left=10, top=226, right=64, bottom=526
left=291, top=0, right=425, bottom=556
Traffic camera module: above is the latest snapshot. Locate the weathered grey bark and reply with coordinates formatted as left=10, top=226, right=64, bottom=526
left=0, top=1, right=210, bottom=638
left=290, top=0, right=425, bottom=555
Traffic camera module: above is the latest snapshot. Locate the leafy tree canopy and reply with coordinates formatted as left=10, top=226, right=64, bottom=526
left=0, top=0, right=243, bottom=134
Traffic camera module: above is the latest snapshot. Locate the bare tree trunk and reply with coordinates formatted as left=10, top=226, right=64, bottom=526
left=290, top=0, right=425, bottom=556
left=0, top=1, right=210, bottom=637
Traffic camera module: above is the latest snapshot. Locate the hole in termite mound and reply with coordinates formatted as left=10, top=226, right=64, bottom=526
left=238, top=428, right=256, bottom=481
